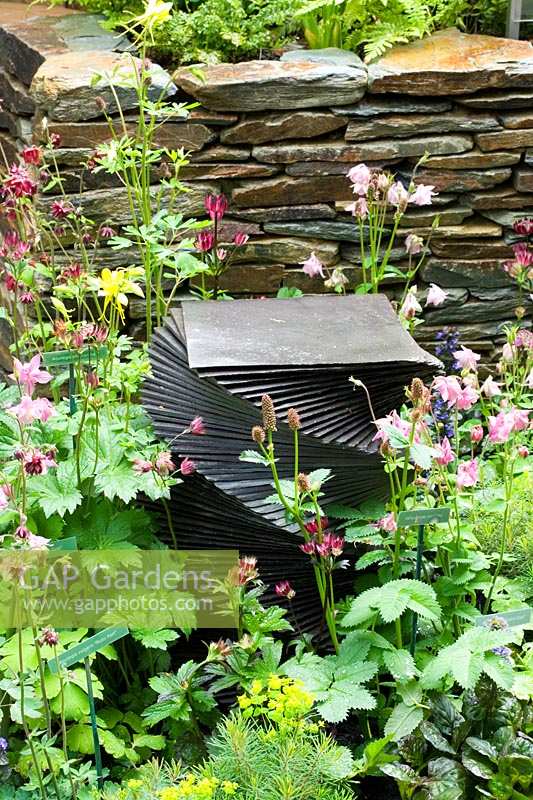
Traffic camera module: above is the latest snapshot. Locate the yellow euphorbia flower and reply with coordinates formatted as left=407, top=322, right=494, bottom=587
left=97, top=267, right=144, bottom=322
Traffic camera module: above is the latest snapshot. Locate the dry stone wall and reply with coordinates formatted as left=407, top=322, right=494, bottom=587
left=0, top=5, right=532, bottom=360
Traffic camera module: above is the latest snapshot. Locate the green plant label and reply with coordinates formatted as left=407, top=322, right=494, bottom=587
left=43, top=346, right=108, bottom=367
left=397, top=508, right=451, bottom=526
left=50, top=537, right=78, bottom=551
left=49, top=626, right=129, bottom=671
left=475, top=608, right=532, bottom=628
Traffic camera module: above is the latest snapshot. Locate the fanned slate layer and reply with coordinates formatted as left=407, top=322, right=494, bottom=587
left=142, top=295, right=440, bottom=626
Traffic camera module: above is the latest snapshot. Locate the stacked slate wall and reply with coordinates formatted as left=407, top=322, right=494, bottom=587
left=0, top=7, right=532, bottom=365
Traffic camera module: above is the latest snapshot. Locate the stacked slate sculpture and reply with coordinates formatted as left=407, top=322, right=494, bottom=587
left=142, top=295, right=440, bottom=627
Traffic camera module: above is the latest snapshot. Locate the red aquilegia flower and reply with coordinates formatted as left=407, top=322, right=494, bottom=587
left=21, top=146, right=42, bottom=166
left=2, top=165, right=38, bottom=198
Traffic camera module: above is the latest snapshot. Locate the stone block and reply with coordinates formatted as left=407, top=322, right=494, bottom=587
left=457, top=89, right=533, bottom=109
left=231, top=176, right=353, bottom=207
left=466, top=186, right=533, bottom=210
left=476, top=129, right=533, bottom=151
left=477, top=208, right=533, bottom=227
left=499, top=112, right=533, bottom=129
left=410, top=167, right=511, bottom=192
left=0, top=66, right=34, bottom=114
left=430, top=239, right=513, bottom=259
left=231, top=237, right=338, bottom=265
left=345, top=111, right=499, bottom=140
left=230, top=204, right=337, bottom=222
left=421, top=258, right=512, bottom=288
left=180, top=163, right=280, bottom=180
left=253, top=135, right=473, bottom=164
left=174, top=59, right=368, bottom=111
left=513, top=169, right=533, bottom=193
left=331, top=96, right=451, bottom=116
left=191, top=263, right=284, bottom=294
left=220, top=111, right=347, bottom=144
left=368, top=28, right=533, bottom=96
left=425, top=297, right=523, bottom=323
left=419, top=150, right=520, bottom=169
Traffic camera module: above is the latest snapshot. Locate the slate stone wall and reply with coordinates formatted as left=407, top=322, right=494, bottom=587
left=0, top=6, right=532, bottom=361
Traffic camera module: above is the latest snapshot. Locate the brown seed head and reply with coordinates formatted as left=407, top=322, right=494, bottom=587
left=287, top=407, right=301, bottom=431
left=251, top=425, right=266, bottom=444
left=261, top=394, right=277, bottom=432
left=410, top=378, right=425, bottom=403
left=297, top=472, right=311, bottom=493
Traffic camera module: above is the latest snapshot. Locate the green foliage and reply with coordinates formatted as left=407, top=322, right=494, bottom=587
left=383, top=683, right=533, bottom=800
left=297, top=0, right=508, bottom=61
left=201, top=711, right=357, bottom=799
left=150, top=0, right=301, bottom=65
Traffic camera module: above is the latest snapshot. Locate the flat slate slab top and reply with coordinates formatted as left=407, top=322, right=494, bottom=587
left=368, top=27, right=533, bottom=95
left=181, top=294, right=440, bottom=370
left=0, top=2, right=127, bottom=85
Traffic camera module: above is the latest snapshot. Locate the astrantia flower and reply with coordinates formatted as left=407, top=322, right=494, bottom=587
left=11, top=355, right=52, bottom=396
left=317, top=532, right=345, bottom=557
left=275, top=580, right=295, bottom=599
left=405, top=233, right=423, bottom=256
left=204, top=193, right=228, bottom=221
left=301, top=252, right=324, bottom=279
left=425, top=284, right=447, bottom=307
left=457, top=459, right=479, bottom=489
left=195, top=231, right=214, bottom=252
left=299, top=541, right=315, bottom=555
left=513, top=217, right=533, bottom=236
left=347, top=163, right=371, bottom=196
left=304, top=517, right=329, bottom=535
left=435, top=437, right=455, bottom=466
left=233, top=231, right=249, bottom=247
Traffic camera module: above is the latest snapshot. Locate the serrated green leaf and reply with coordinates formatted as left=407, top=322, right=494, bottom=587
left=383, top=649, right=417, bottom=681
left=385, top=701, right=424, bottom=741
left=239, top=450, right=270, bottom=466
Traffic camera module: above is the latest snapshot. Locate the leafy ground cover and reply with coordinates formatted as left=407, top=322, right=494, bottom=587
left=0, top=7, right=530, bottom=798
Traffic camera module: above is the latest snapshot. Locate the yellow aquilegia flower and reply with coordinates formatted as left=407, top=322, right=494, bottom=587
left=134, top=0, right=173, bottom=34
left=97, top=267, right=144, bottom=322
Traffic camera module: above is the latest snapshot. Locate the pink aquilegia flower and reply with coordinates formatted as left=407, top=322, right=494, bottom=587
left=388, top=181, right=409, bottom=209
left=400, top=287, right=422, bottom=320
left=456, top=384, right=479, bottom=411
left=189, top=416, right=206, bottom=435
left=15, top=524, right=50, bottom=550
left=350, top=197, right=368, bottom=220
left=409, top=184, right=435, bottom=206
left=2, top=165, right=37, bottom=198
left=347, top=163, right=371, bottom=196
left=20, top=448, right=57, bottom=476
left=405, top=233, right=423, bottom=256
left=435, top=437, right=455, bottom=466
left=275, top=580, right=295, bottom=599
left=180, top=457, right=196, bottom=476
left=301, top=252, right=324, bottom=279
left=488, top=408, right=528, bottom=443
left=453, top=346, right=481, bottom=372
left=0, top=485, right=9, bottom=511
left=376, top=512, right=397, bottom=532
left=425, top=284, right=447, bottom=307
left=8, top=396, right=56, bottom=425
left=373, top=409, right=412, bottom=445
left=470, top=425, right=484, bottom=444
left=457, top=459, right=479, bottom=490
left=434, top=375, right=462, bottom=407
left=481, top=375, right=501, bottom=399
left=11, top=355, right=52, bottom=396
